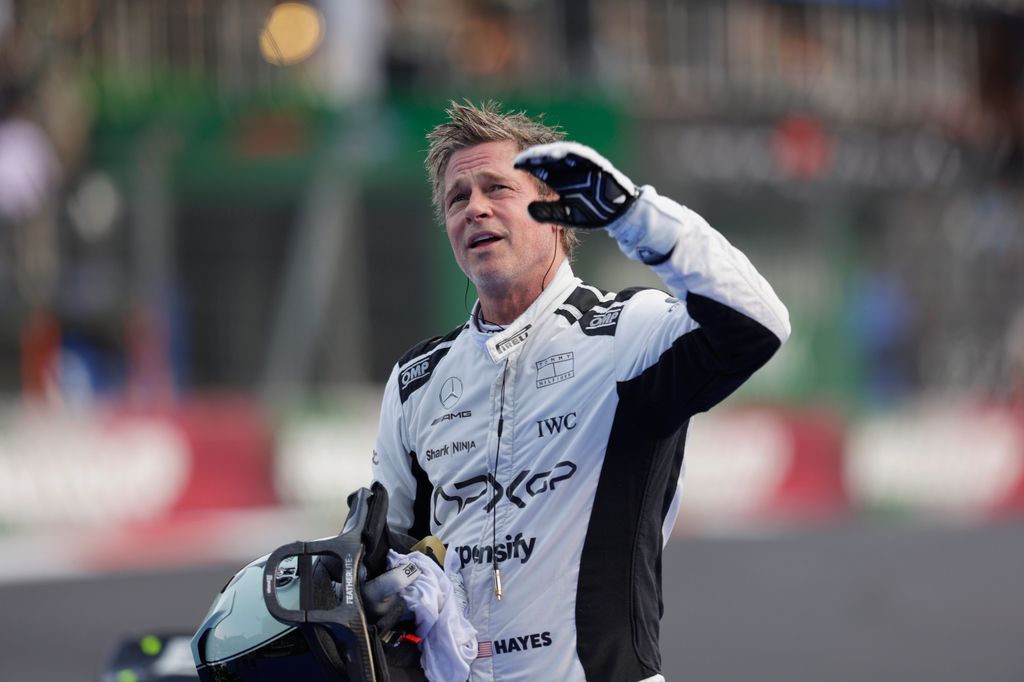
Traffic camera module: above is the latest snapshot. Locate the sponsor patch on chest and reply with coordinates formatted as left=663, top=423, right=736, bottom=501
left=424, top=439, right=477, bottom=462
left=535, top=352, right=574, bottom=388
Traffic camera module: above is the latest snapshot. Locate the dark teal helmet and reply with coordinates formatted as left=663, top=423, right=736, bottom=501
left=191, top=484, right=427, bottom=682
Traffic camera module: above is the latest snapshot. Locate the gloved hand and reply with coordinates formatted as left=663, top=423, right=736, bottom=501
left=387, top=549, right=477, bottom=682
left=360, top=559, right=423, bottom=631
left=515, top=142, right=679, bottom=264
left=513, top=141, right=638, bottom=229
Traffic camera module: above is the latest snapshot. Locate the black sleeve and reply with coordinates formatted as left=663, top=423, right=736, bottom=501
left=617, top=292, right=782, bottom=436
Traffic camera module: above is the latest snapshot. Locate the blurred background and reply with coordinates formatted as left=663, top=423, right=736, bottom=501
left=1, top=0, right=1023, bottom=680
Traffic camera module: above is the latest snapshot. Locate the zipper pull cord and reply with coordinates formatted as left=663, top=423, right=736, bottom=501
left=492, top=360, right=508, bottom=600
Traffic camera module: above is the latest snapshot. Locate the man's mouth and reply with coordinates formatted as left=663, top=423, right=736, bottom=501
left=468, top=232, right=503, bottom=249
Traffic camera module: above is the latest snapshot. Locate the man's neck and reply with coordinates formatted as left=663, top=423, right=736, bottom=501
left=476, top=260, right=566, bottom=325
left=478, top=287, right=539, bottom=326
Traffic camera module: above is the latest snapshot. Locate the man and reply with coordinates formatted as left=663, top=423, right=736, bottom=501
left=371, top=101, right=790, bottom=681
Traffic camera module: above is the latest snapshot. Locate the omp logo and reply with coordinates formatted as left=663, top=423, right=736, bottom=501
left=400, top=360, right=431, bottom=389
left=536, top=411, right=577, bottom=437
left=580, top=301, right=628, bottom=336
left=454, top=533, right=536, bottom=568
left=493, top=632, right=552, bottom=655
left=432, top=461, right=577, bottom=525
left=495, top=325, right=532, bottom=355
left=439, top=377, right=463, bottom=409
left=585, top=308, right=620, bottom=329
left=431, top=410, right=472, bottom=426
left=536, top=352, right=574, bottom=388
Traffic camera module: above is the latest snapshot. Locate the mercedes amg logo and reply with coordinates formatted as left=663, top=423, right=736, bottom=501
left=439, top=377, right=463, bottom=409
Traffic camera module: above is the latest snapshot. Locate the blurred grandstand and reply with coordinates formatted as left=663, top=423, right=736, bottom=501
left=1, top=1, right=1024, bottom=680
left=0, top=0, right=1023, bottom=567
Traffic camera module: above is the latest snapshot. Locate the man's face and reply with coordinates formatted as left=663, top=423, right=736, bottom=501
left=443, top=140, right=561, bottom=297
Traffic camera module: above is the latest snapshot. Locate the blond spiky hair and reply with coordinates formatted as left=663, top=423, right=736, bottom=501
left=425, top=100, right=579, bottom=257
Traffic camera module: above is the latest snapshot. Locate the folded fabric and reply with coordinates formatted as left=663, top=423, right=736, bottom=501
left=387, top=549, right=478, bottom=681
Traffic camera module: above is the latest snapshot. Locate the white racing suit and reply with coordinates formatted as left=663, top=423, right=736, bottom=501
left=372, top=187, right=790, bottom=681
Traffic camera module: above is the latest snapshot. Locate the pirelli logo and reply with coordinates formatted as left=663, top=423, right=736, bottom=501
left=536, top=352, right=574, bottom=388
left=495, top=325, right=532, bottom=355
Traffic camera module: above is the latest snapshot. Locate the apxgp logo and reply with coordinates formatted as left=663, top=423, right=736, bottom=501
left=432, top=461, right=577, bottom=525
left=454, top=533, right=536, bottom=568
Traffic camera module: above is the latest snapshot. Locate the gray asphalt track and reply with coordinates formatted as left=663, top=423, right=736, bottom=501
left=2, top=520, right=1023, bottom=681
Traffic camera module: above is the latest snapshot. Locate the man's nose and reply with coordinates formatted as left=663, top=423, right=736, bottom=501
left=464, top=190, right=492, bottom=223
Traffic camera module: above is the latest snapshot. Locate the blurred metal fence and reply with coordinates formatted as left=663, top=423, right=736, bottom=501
left=1, top=0, right=1022, bottom=403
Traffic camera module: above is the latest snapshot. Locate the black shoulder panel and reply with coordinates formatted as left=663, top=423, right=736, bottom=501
left=398, top=322, right=466, bottom=366
left=396, top=323, right=466, bottom=404
left=557, top=284, right=649, bottom=337
left=560, top=284, right=612, bottom=318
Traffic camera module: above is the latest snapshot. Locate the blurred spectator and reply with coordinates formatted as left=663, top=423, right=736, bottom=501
left=1, top=0, right=97, bottom=400
left=0, top=0, right=9, bottom=40
left=1008, top=306, right=1024, bottom=407
left=975, top=14, right=1024, bottom=178
left=0, top=94, right=58, bottom=224
left=1, top=72, right=62, bottom=398
left=849, top=266, right=915, bottom=406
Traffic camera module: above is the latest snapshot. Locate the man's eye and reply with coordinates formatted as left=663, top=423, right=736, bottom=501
left=490, top=184, right=509, bottom=192
left=448, top=193, right=468, bottom=207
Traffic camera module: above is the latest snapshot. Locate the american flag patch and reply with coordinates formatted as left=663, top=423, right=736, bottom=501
left=476, top=641, right=493, bottom=658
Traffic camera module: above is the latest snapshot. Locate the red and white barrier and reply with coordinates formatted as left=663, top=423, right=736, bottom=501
left=847, top=401, right=1024, bottom=519
left=0, top=398, right=280, bottom=575
left=3, top=394, right=1023, bottom=581
left=676, top=407, right=848, bottom=532
left=0, top=398, right=277, bottom=529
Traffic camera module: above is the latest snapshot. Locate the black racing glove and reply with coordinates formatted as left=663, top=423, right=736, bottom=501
left=514, top=141, right=639, bottom=229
